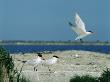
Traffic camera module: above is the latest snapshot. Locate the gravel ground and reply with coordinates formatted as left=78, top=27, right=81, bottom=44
left=11, top=50, right=110, bottom=82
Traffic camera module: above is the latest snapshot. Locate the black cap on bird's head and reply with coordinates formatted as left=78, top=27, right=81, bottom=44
left=53, top=55, right=59, bottom=58
left=38, top=54, right=42, bottom=57
left=88, top=31, right=94, bottom=33
left=37, top=52, right=42, bottom=57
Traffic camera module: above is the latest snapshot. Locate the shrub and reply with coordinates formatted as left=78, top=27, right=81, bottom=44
left=70, top=68, right=110, bottom=82
left=70, top=75, right=99, bottom=82
left=99, top=68, right=110, bottom=82
left=0, top=47, right=14, bottom=82
left=0, top=47, right=30, bottom=82
left=19, top=76, right=30, bottom=82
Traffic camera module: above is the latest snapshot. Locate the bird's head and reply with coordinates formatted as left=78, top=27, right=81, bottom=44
left=37, top=54, right=45, bottom=60
left=53, top=55, right=59, bottom=59
left=38, top=54, right=42, bottom=57
left=37, top=52, right=43, bottom=58
left=88, top=31, right=94, bottom=34
left=37, top=52, right=43, bottom=57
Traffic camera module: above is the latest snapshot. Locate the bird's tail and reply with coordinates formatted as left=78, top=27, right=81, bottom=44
left=17, top=59, right=27, bottom=63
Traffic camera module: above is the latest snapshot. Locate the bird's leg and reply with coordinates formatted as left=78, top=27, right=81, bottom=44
left=34, top=65, right=39, bottom=80
left=48, top=66, right=52, bottom=77
left=48, top=66, right=54, bottom=73
left=80, top=39, right=84, bottom=43
left=34, top=65, right=38, bottom=71
left=35, top=67, right=39, bottom=80
left=48, top=66, right=51, bottom=72
left=34, top=67, right=36, bottom=71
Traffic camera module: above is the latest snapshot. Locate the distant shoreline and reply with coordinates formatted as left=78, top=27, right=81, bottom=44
left=0, top=40, right=110, bottom=45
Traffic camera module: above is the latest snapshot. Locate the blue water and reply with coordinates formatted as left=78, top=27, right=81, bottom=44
left=1, top=45, right=110, bottom=54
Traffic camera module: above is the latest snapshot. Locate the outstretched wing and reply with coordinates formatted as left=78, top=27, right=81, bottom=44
left=75, top=13, right=87, bottom=34
left=69, top=22, right=86, bottom=36
left=71, top=27, right=84, bottom=36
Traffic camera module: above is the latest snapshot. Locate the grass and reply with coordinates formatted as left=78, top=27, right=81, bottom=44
left=18, top=76, right=30, bottom=82
left=98, top=68, right=110, bottom=82
left=70, top=75, right=98, bottom=82
left=70, top=68, right=110, bottom=82
left=0, top=47, right=30, bottom=82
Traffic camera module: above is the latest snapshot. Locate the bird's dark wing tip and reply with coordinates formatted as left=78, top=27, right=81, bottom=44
left=22, top=60, right=27, bottom=63
left=68, top=22, right=73, bottom=26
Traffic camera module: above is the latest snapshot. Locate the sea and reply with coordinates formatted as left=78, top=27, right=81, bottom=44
left=1, top=45, right=110, bottom=54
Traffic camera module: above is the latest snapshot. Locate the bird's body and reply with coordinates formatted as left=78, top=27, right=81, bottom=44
left=43, top=56, right=59, bottom=72
left=24, top=54, right=43, bottom=71
left=25, top=56, right=43, bottom=66
left=45, top=57, right=58, bottom=65
left=69, top=13, right=94, bottom=41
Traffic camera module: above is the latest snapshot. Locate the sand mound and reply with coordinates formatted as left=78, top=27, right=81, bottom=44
left=12, top=50, right=110, bottom=82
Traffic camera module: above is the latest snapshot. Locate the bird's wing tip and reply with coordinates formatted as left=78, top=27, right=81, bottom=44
left=68, top=22, right=73, bottom=26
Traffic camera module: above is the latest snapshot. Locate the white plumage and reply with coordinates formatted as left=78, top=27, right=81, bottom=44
left=43, top=56, right=59, bottom=72
left=45, top=57, right=58, bottom=65
left=24, top=54, right=43, bottom=71
left=26, top=56, right=42, bottom=65
left=69, top=13, right=94, bottom=40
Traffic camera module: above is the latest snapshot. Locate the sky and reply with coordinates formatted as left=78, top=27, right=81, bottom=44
left=0, top=0, right=110, bottom=41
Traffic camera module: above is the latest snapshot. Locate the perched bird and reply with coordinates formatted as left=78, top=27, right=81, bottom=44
left=43, top=55, right=59, bottom=72
left=22, top=53, right=44, bottom=71
left=69, top=13, right=94, bottom=41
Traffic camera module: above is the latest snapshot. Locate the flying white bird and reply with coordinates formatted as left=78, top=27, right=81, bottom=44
left=69, top=13, right=94, bottom=41
left=43, top=55, right=59, bottom=72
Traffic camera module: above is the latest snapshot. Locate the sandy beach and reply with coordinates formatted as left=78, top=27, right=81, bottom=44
left=11, top=50, right=110, bottom=82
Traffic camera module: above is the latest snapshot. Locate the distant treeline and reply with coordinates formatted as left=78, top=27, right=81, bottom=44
left=0, top=40, right=110, bottom=45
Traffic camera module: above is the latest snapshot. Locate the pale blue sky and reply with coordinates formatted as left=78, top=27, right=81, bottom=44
left=0, top=0, right=110, bottom=41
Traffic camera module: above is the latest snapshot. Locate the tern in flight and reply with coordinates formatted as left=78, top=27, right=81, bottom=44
left=69, top=13, right=94, bottom=42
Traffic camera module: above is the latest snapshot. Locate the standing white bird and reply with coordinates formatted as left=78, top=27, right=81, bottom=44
left=22, top=53, right=44, bottom=71
left=69, top=13, right=94, bottom=41
left=43, top=55, right=59, bottom=72
left=17, top=53, right=44, bottom=80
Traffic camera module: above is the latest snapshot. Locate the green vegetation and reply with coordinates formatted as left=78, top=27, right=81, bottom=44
left=0, top=47, right=30, bottom=82
left=99, top=68, right=110, bottom=82
left=70, top=75, right=98, bottom=82
left=0, top=47, right=14, bottom=82
left=17, top=76, right=30, bottom=82
left=70, top=68, right=110, bottom=82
